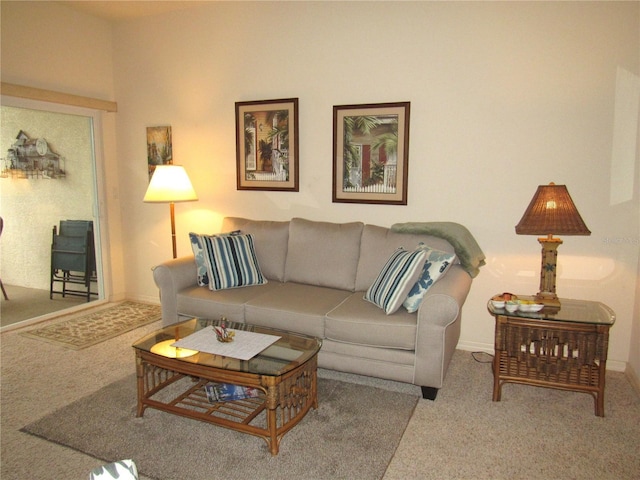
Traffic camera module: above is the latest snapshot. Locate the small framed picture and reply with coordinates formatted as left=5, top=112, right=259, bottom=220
left=235, top=98, right=299, bottom=191
left=146, top=126, right=172, bottom=181
left=333, top=102, right=410, bottom=205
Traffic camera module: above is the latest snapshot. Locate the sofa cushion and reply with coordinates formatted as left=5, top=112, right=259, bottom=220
left=245, top=282, right=351, bottom=338
left=222, top=218, right=289, bottom=282
left=326, top=293, right=417, bottom=350
left=176, top=282, right=281, bottom=323
left=284, top=218, right=364, bottom=291
left=195, top=233, right=267, bottom=290
left=355, top=224, right=457, bottom=292
left=403, top=244, right=457, bottom=313
left=364, top=247, right=427, bottom=314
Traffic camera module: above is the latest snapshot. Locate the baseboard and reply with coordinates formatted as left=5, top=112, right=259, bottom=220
left=457, top=341, right=493, bottom=355
left=115, top=293, right=160, bottom=305
left=456, top=340, right=627, bottom=372
left=626, top=363, right=640, bottom=397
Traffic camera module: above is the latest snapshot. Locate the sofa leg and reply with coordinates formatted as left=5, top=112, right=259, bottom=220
left=421, top=386, right=438, bottom=400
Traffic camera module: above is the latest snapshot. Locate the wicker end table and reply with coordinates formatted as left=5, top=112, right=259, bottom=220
left=488, top=296, right=615, bottom=417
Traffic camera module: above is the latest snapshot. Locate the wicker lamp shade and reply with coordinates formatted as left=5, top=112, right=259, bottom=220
left=515, top=183, right=591, bottom=237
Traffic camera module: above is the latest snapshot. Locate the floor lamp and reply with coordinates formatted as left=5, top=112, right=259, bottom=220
left=515, top=182, right=590, bottom=308
left=143, top=165, right=198, bottom=259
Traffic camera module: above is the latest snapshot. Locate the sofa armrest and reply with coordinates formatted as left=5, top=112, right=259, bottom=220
left=413, top=265, right=472, bottom=387
left=152, top=255, right=198, bottom=325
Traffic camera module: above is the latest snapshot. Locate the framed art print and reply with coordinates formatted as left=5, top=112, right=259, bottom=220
left=333, top=102, right=410, bottom=205
left=235, top=98, right=299, bottom=191
left=146, top=125, right=172, bottom=181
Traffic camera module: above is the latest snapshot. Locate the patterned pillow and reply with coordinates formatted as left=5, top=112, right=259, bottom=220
left=89, top=459, right=138, bottom=480
left=199, top=233, right=267, bottom=291
left=364, top=247, right=427, bottom=314
left=189, top=230, right=241, bottom=286
left=403, top=244, right=456, bottom=313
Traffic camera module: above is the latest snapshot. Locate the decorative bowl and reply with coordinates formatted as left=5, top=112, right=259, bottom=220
left=490, top=300, right=505, bottom=309
left=519, top=303, right=544, bottom=313
left=505, top=302, right=519, bottom=313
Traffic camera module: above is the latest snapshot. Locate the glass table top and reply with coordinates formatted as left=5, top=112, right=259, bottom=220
left=133, top=317, right=322, bottom=377
left=487, top=295, right=615, bottom=326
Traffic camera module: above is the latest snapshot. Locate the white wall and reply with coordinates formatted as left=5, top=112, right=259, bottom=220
left=2, top=1, right=638, bottom=371
left=111, top=1, right=639, bottom=369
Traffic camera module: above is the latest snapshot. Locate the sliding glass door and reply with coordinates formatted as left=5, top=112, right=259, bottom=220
left=0, top=96, right=108, bottom=322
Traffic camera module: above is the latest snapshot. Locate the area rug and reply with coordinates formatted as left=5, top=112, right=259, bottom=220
left=20, top=301, right=161, bottom=349
left=21, top=375, right=419, bottom=480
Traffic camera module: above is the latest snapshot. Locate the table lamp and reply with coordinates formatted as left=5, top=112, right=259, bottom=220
left=143, top=165, right=198, bottom=258
left=515, top=182, right=590, bottom=308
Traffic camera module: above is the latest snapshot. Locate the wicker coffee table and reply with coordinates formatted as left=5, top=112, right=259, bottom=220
left=132, top=318, right=321, bottom=455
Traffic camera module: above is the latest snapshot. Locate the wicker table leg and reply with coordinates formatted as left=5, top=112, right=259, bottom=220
left=492, top=353, right=502, bottom=402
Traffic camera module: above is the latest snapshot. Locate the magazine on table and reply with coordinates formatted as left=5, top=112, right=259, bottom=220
left=204, top=383, right=261, bottom=403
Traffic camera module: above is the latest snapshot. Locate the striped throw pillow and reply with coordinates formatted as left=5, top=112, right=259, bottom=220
left=364, top=247, right=427, bottom=314
left=198, top=233, right=267, bottom=291
left=189, top=230, right=241, bottom=286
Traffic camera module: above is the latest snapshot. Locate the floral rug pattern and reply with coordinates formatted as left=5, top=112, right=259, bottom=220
left=21, top=301, right=161, bottom=349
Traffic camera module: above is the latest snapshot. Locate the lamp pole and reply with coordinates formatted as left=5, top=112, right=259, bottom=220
left=169, top=202, right=177, bottom=259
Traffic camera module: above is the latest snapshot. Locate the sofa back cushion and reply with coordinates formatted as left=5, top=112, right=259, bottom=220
left=221, top=217, right=289, bottom=282
left=285, top=218, right=364, bottom=291
left=355, top=224, right=457, bottom=292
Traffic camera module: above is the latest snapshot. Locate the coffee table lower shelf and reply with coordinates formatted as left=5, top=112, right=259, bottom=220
left=135, top=350, right=318, bottom=455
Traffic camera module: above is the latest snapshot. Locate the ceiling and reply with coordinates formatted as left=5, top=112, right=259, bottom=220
left=56, top=1, right=204, bottom=21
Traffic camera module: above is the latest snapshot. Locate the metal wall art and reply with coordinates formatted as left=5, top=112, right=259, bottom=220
left=0, top=130, right=65, bottom=179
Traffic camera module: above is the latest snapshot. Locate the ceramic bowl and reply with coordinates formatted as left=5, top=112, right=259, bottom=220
left=490, top=300, right=505, bottom=309
left=520, top=303, right=544, bottom=312
left=505, top=302, right=519, bottom=313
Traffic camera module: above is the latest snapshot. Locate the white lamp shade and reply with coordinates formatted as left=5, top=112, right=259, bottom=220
left=143, top=165, right=198, bottom=203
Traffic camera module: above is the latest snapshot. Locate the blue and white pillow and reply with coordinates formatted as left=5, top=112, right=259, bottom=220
left=190, top=230, right=242, bottom=287
left=403, top=244, right=456, bottom=313
left=89, top=459, right=138, bottom=480
left=190, top=232, right=212, bottom=286
left=199, top=232, right=267, bottom=291
left=364, top=247, right=427, bottom=315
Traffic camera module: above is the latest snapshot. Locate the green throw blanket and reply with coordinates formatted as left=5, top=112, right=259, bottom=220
left=391, top=222, right=486, bottom=278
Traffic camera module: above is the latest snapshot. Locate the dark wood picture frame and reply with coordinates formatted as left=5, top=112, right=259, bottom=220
left=235, top=98, right=299, bottom=191
left=333, top=101, right=410, bottom=205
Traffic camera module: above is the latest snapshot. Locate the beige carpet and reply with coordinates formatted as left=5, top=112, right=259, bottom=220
left=21, top=374, right=418, bottom=479
left=1, top=315, right=639, bottom=480
left=20, top=301, right=161, bottom=349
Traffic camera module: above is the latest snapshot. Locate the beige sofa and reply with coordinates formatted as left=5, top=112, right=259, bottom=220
left=152, top=217, right=484, bottom=399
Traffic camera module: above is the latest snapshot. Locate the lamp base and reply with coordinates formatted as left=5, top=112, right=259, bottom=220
left=534, top=293, right=561, bottom=310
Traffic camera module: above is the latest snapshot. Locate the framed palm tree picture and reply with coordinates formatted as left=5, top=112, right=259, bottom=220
left=333, top=102, right=410, bottom=205
left=235, top=98, right=299, bottom=191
